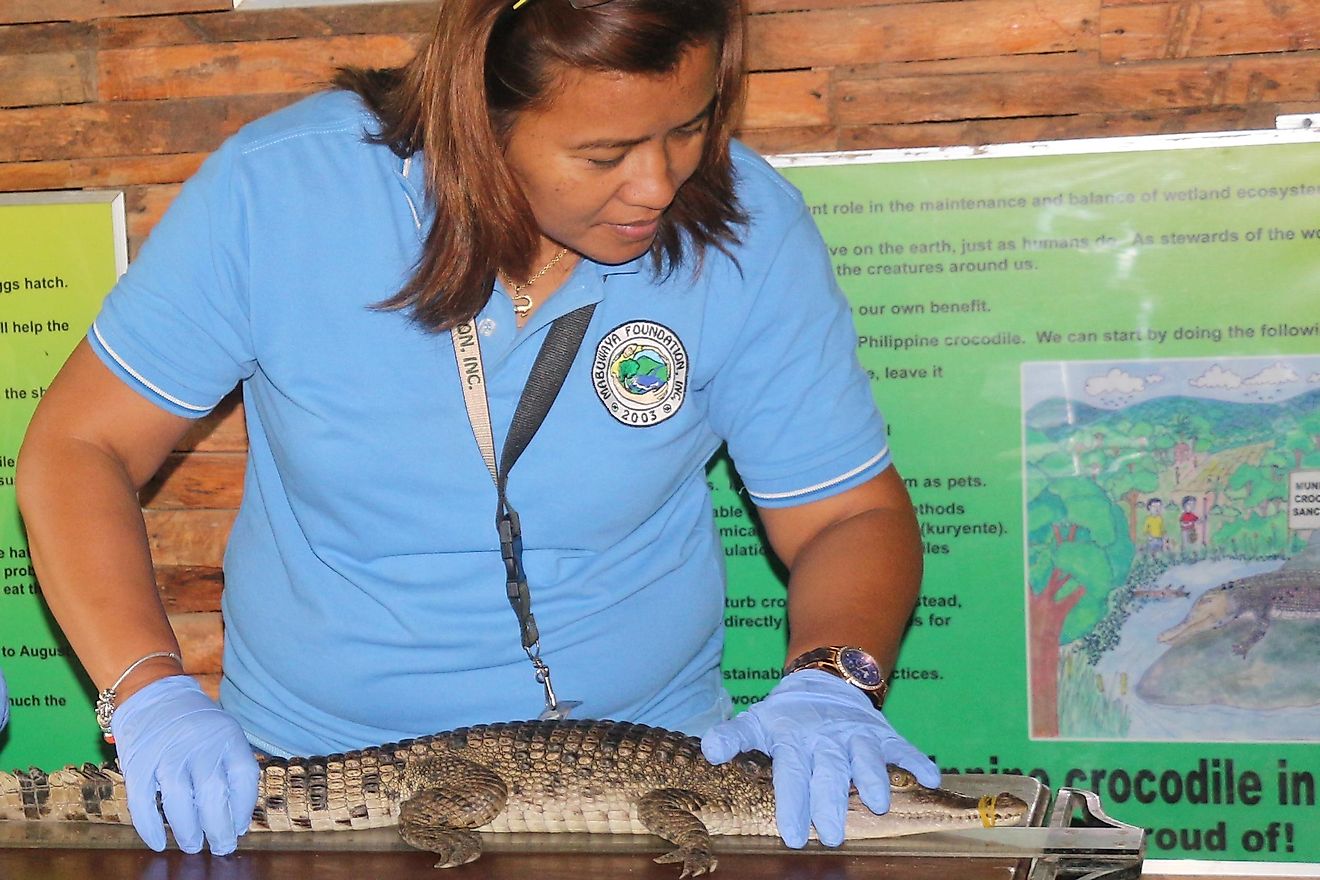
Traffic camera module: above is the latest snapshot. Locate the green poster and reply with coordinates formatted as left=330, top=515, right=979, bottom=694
left=0, top=192, right=126, bottom=771
left=716, top=131, right=1320, bottom=865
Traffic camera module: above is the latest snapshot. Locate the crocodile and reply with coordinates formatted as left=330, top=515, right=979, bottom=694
left=1158, top=569, right=1320, bottom=657
left=1, top=718, right=1029, bottom=875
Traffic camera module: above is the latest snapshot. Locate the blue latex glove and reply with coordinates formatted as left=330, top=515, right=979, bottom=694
left=702, top=669, right=940, bottom=848
left=111, top=674, right=260, bottom=855
left=0, top=667, right=8, bottom=730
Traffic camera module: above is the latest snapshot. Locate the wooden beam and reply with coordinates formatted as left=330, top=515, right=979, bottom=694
left=123, top=183, right=181, bottom=257
left=145, top=509, right=235, bottom=568
left=97, top=3, right=433, bottom=48
left=745, top=70, right=831, bottom=128
left=0, top=0, right=230, bottom=25
left=1102, top=0, right=1320, bottom=63
left=840, top=48, right=1100, bottom=80
left=0, top=51, right=95, bottom=109
left=738, top=125, right=840, bottom=155
left=170, top=611, right=224, bottom=675
left=98, top=34, right=422, bottom=102
left=0, top=20, right=96, bottom=54
left=0, top=94, right=296, bottom=163
left=748, top=0, right=1097, bottom=71
left=748, top=0, right=953, bottom=11
left=141, top=451, right=246, bottom=511
left=838, top=104, right=1283, bottom=150
left=157, top=565, right=225, bottom=614
left=0, top=154, right=206, bottom=193
left=833, top=54, right=1320, bottom=125
left=178, top=395, right=247, bottom=453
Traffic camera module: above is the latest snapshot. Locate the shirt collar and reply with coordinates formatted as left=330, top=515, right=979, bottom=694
left=402, top=151, right=648, bottom=335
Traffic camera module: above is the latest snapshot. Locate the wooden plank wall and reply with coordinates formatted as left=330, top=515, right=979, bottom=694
left=3, top=0, right=1319, bottom=695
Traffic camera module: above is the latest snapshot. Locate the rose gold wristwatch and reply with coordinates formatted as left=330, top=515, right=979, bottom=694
left=783, top=645, right=889, bottom=710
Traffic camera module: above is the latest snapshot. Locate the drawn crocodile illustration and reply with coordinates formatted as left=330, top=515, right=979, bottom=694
left=1158, top=568, right=1320, bottom=658
left=0, top=718, right=1029, bottom=875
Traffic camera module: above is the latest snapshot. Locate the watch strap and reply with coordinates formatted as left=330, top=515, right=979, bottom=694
left=784, top=645, right=889, bottom=709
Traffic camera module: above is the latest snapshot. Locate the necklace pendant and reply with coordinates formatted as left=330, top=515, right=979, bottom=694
left=512, top=293, right=533, bottom=318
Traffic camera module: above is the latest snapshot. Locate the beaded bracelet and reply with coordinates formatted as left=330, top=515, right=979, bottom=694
left=94, top=650, right=183, bottom=743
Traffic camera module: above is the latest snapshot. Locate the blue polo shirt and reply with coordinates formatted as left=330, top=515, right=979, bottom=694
left=89, top=91, right=891, bottom=756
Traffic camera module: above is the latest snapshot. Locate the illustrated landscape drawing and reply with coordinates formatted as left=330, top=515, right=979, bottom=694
left=1022, top=355, right=1320, bottom=742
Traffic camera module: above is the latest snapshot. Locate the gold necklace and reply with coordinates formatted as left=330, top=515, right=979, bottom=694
left=504, top=247, right=570, bottom=320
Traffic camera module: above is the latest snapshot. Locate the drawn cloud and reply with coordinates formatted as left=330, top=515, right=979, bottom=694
left=1084, top=367, right=1147, bottom=398
left=1244, top=362, right=1300, bottom=386
left=1189, top=364, right=1242, bottom=390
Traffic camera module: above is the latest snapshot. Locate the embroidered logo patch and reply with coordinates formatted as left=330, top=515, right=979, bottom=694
left=592, top=321, right=688, bottom=427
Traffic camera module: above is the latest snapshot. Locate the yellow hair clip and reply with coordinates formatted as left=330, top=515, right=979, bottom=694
left=513, top=0, right=530, bottom=7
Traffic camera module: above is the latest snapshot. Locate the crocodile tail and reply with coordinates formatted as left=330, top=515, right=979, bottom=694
left=0, top=763, right=132, bottom=824
left=254, top=752, right=406, bottom=832
left=0, top=752, right=408, bottom=833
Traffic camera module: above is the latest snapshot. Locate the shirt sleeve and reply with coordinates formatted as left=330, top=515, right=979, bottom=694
left=706, top=200, right=890, bottom=509
left=88, top=141, right=256, bottom=418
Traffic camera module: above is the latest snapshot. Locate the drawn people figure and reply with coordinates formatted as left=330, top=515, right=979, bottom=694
left=1179, top=495, right=1200, bottom=549
left=1143, top=497, right=1167, bottom=554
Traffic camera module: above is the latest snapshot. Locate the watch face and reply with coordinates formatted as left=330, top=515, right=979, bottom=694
left=839, top=647, right=883, bottom=689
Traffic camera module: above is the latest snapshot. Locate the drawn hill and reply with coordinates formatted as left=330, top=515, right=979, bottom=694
left=1025, top=387, right=1320, bottom=453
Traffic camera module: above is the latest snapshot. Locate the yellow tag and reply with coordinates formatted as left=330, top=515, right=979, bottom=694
left=977, top=795, right=998, bottom=828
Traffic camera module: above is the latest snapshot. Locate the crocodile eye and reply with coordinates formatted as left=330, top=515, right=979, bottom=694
left=888, top=766, right=918, bottom=789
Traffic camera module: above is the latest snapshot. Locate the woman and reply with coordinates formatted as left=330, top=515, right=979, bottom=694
left=16, top=0, right=937, bottom=859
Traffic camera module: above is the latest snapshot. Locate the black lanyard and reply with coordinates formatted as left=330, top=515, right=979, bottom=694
left=450, top=303, right=596, bottom=719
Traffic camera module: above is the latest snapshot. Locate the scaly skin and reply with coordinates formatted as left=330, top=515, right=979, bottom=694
left=1, top=719, right=1029, bottom=876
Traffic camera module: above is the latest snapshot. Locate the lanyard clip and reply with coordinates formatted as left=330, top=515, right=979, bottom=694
left=531, top=654, right=582, bottom=721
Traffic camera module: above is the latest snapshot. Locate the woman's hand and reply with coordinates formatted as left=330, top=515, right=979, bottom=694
left=111, top=675, right=260, bottom=855
left=701, top=669, right=939, bottom=848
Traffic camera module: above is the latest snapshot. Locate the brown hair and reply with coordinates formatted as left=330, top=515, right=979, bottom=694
left=335, top=0, right=747, bottom=331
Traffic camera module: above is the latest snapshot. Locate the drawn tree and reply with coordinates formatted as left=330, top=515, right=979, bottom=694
left=1169, top=412, right=1201, bottom=452
left=1147, top=424, right=1177, bottom=469
left=1219, top=451, right=1292, bottom=555
left=1286, top=431, right=1314, bottom=469
left=1025, top=467, right=1133, bottom=737
left=1284, top=406, right=1320, bottom=468
left=1097, top=449, right=1160, bottom=544
left=1304, top=409, right=1320, bottom=457
left=1227, top=451, right=1291, bottom=518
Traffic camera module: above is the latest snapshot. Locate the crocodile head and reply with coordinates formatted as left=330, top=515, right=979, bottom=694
left=1159, top=585, right=1236, bottom=644
left=839, top=766, right=1030, bottom=838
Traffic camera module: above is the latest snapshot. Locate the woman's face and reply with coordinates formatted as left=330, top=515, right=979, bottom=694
left=503, top=40, right=719, bottom=266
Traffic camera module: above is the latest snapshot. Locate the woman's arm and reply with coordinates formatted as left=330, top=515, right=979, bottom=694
left=16, top=339, right=194, bottom=702
left=701, top=464, right=938, bottom=849
left=758, top=464, right=922, bottom=675
left=17, top=339, right=259, bottom=856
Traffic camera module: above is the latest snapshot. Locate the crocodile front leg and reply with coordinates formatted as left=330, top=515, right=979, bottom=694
left=395, top=757, right=509, bottom=868
left=1232, top=617, right=1269, bottom=657
left=637, top=788, right=717, bottom=877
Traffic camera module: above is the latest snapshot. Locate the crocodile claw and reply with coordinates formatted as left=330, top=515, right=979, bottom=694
left=399, top=826, right=483, bottom=869
left=654, top=847, right=718, bottom=876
